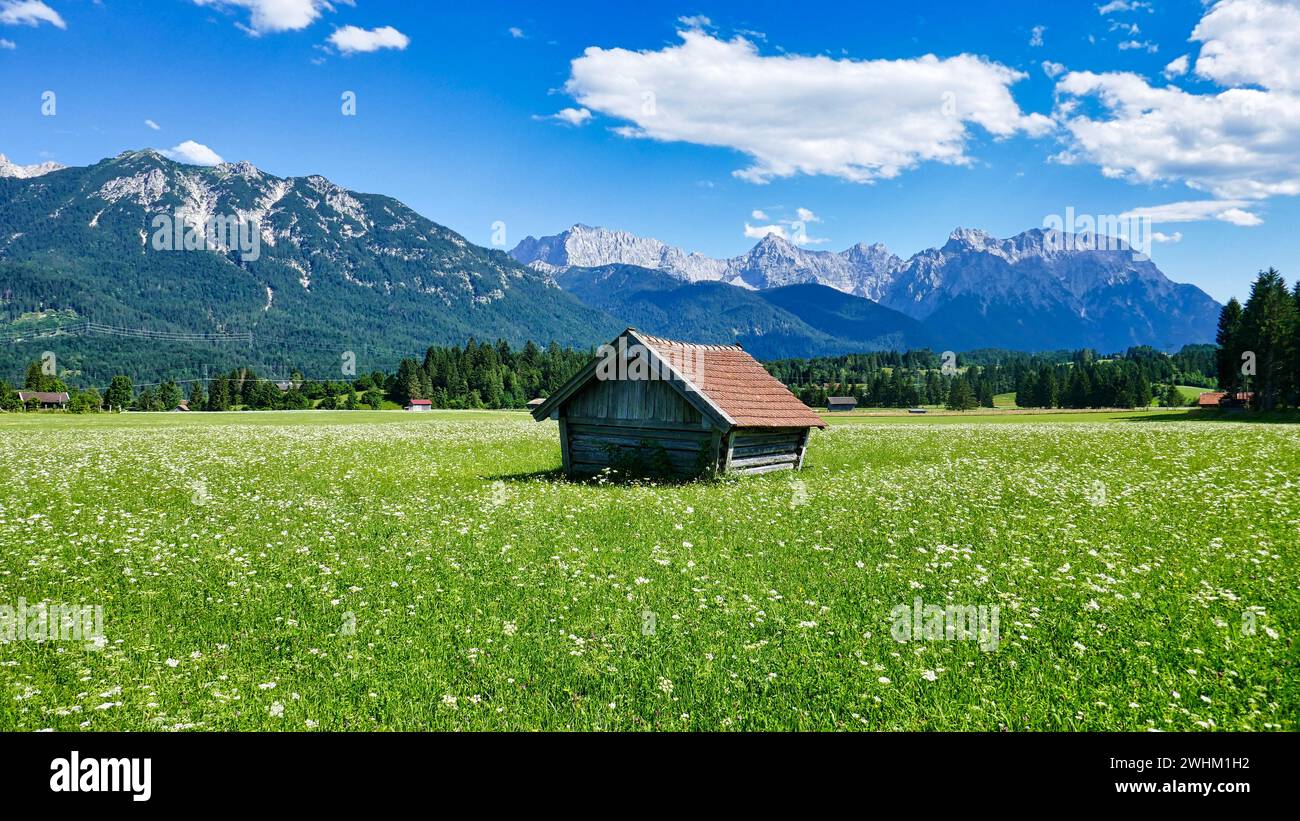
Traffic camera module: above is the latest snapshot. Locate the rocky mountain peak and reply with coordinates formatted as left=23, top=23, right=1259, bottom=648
left=0, top=153, right=65, bottom=179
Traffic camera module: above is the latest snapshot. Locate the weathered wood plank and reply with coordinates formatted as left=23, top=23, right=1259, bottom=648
left=731, top=428, right=805, bottom=443
left=564, top=416, right=716, bottom=432
left=568, top=421, right=713, bottom=439
left=568, top=443, right=706, bottom=466
left=708, top=428, right=722, bottom=477
left=731, top=441, right=801, bottom=458
left=729, top=452, right=798, bottom=469
left=732, top=461, right=796, bottom=476
left=566, top=376, right=704, bottom=425
left=794, top=428, right=811, bottom=471
left=570, top=439, right=710, bottom=458
left=568, top=428, right=711, bottom=448
left=558, top=417, right=573, bottom=477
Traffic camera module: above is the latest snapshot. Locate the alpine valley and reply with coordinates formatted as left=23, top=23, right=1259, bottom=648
left=1, top=150, right=1220, bottom=384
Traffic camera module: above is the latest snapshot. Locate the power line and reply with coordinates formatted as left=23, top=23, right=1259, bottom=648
left=0, top=320, right=252, bottom=344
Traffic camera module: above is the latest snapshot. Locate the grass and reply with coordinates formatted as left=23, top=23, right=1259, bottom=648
left=1174, top=385, right=1209, bottom=404
left=823, top=408, right=1200, bottom=424
left=1, top=409, right=1296, bottom=731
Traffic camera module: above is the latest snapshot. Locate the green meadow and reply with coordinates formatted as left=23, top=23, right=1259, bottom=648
left=1, top=409, right=1296, bottom=730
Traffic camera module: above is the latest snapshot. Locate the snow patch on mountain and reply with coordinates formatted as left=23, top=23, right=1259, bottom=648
left=512, top=224, right=728, bottom=283
left=510, top=224, right=902, bottom=298
left=0, top=154, right=64, bottom=179
left=96, top=169, right=169, bottom=206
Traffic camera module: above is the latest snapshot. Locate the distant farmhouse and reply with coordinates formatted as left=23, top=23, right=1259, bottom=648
left=827, top=396, right=857, bottom=412
left=405, top=398, right=432, bottom=412
left=1198, top=391, right=1253, bottom=408
left=530, top=329, right=825, bottom=479
left=17, top=390, right=70, bottom=410
left=526, top=397, right=547, bottom=412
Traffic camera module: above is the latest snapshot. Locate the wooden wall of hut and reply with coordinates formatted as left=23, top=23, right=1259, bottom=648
left=559, top=377, right=718, bottom=478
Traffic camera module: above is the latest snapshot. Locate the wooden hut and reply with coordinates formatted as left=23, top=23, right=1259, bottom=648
left=17, top=390, right=70, bottom=410
left=529, top=329, right=825, bottom=478
left=826, top=396, right=857, bottom=412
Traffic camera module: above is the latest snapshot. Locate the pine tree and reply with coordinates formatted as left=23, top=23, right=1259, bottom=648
left=23, top=361, right=47, bottom=391
left=945, top=378, right=977, bottom=410
left=207, top=376, right=230, bottom=411
left=1239, top=269, right=1295, bottom=410
left=1215, top=297, right=1244, bottom=393
left=1162, top=383, right=1183, bottom=408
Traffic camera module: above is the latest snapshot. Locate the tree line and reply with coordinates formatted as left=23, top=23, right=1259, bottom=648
left=775, top=345, right=1214, bottom=410
left=1, top=339, right=593, bottom=412
left=7, top=282, right=1294, bottom=414
left=1213, top=268, right=1300, bottom=410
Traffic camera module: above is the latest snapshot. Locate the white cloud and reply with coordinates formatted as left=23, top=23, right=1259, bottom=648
left=1121, top=199, right=1263, bottom=226
left=1055, top=71, right=1300, bottom=201
left=192, top=0, right=331, bottom=35
left=0, top=1, right=65, bottom=28
left=508, top=26, right=524, bottom=39
left=1117, top=39, right=1158, bottom=53
left=1192, top=0, right=1300, bottom=92
left=1055, top=1, right=1300, bottom=215
left=161, top=140, right=224, bottom=166
left=1152, top=231, right=1183, bottom=243
left=538, top=107, right=592, bottom=126
left=1055, top=1, right=1300, bottom=213
left=328, top=25, right=409, bottom=54
left=144, top=119, right=160, bottom=130
left=565, top=29, right=1052, bottom=184
left=744, top=222, right=787, bottom=240
left=1098, top=1, right=1151, bottom=14
left=1042, top=61, right=1066, bottom=79
left=743, top=207, right=825, bottom=244
left=1029, top=25, right=1045, bottom=47
left=678, top=15, right=711, bottom=29
left=0, top=37, right=14, bottom=48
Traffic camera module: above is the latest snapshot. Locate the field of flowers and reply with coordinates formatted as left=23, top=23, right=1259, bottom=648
left=1, top=410, right=1296, bottom=731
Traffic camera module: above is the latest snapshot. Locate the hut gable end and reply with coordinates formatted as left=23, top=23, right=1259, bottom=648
left=564, top=372, right=704, bottom=427
left=532, top=329, right=825, bottom=479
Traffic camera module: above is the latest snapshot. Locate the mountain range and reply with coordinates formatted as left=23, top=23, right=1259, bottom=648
left=553, top=264, right=925, bottom=358
left=511, top=224, right=1223, bottom=354
left=0, top=150, right=619, bottom=383
left=0, top=149, right=1222, bottom=384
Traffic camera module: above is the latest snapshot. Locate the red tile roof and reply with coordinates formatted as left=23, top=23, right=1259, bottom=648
left=17, top=391, right=70, bottom=403
left=1198, top=391, right=1252, bottom=407
left=407, top=398, right=432, bottom=406
left=636, top=333, right=825, bottom=429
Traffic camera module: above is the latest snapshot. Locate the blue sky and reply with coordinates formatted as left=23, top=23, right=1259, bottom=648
left=3, top=0, right=1299, bottom=303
